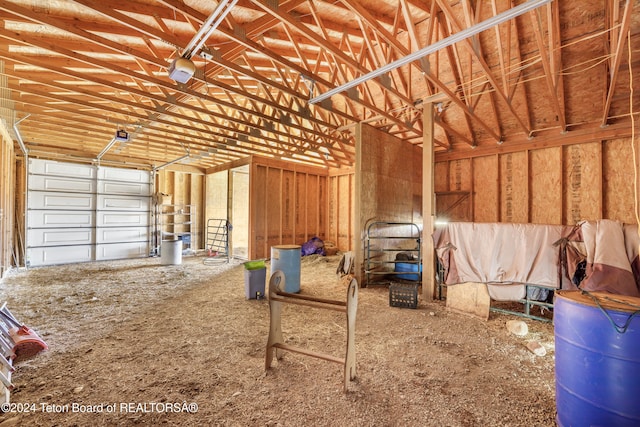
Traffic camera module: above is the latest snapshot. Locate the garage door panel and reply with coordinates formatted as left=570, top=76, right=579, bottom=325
left=29, top=159, right=95, bottom=179
left=97, top=212, right=147, bottom=227
left=98, top=181, right=150, bottom=196
left=29, top=175, right=95, bottom=193
left=96, top=242, right=148, bottom=260
left=29, top=191, right=95, bottom=210
left=28, top=228, right=93, bottom=247
left=97, top=227, right=148, bottom=244
left=27, top=159, right=151, bottom=266
left=98, top=194, right=149, bottom=211
left=27, top=245, right=93, bottom=267
left=98, top=166, right=149, bottom=183
left=29, top=210, right=93, bottom=227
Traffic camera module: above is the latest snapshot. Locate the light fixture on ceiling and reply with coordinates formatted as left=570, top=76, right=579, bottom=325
left=308, top=0, right=551, bottom=105
left=168, top=0, right=238, bottom=83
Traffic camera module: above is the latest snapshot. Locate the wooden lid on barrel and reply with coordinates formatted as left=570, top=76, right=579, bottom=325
left=556, top=290, right=640, bottom=313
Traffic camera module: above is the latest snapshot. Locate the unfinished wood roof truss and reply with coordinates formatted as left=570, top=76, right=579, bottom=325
left=0, top=0, right=637, bottom=169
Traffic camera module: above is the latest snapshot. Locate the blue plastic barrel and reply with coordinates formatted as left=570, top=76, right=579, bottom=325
left=555, top=290, right=640, bottom=427
left=271, top=245, right=301, bottom=293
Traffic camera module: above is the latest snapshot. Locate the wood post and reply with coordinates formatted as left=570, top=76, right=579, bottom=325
left=423, top=104, right=436, bottom=300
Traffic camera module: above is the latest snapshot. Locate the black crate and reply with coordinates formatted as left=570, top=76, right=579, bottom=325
left=389, top=283, right=419, bottom=309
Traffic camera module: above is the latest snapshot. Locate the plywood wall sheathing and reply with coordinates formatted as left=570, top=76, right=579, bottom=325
left=282, top=170, right=295, bottom=244
left=437, top=136, right=634, bottom=226
left=251, top=164, right=268, bottom=259
left=205, top=171, right=229, bottom=223
left=328, top=168, right=355, bottom=252
left=266, top=167, right=282, bottom=250
left=434, top=162, right=449, bottom=193
left=500, top=152, right=529, bottom=223
left=230, top=168, right=249, bottom=258
left=249, top=156, right=329, bottom=260
left=603, top=138, right=635, bottom=223
left=354, top=123, right=423, bottom=285
left=563, top=143, right=602, bottom=224
left=472, top=156, right=499, bottom=222
left=530, top=147, right=563, bottom=224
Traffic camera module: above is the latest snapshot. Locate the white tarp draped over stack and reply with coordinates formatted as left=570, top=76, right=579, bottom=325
left=433, top=222, right=565, bottom=289
left=578, top=221, right=640, bottom=297
left=433, top=220, right=640, bottom=298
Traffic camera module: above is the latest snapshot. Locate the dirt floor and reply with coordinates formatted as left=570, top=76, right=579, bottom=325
left=0, top=253, right=556, bottom=426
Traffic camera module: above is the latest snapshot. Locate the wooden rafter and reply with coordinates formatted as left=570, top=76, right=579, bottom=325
left=601, top=0, right=633, bottom=127
left=0, top=0, right=635, bottom=168
left=436, top=0, right=530, bottom=138
left=529, top=6, right=567, bottom=133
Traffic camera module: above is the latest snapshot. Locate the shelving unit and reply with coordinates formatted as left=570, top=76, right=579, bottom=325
left=204, top=218, right=231, bottom=264
left=159, top=204, right=194, bottom=254
left=365, top=221, right=422, bottom=287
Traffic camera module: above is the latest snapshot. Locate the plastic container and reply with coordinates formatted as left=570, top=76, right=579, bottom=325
left=389, top=283, right=419, bottom=308
left=243, top=260, right=266, bottom=300
left=394, top=262, right=422, bottom=281
left=271, top=245, right=301, bottom=293
left=161, top=239, right=182, bottom=265
left=555, top=290, right=640, bottom=427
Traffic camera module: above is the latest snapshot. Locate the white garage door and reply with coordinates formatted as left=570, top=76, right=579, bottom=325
left=27, top=159, right=151, bottom=267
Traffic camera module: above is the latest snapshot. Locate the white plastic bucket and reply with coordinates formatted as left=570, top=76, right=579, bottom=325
left=161, top=239, right=182, bottom=265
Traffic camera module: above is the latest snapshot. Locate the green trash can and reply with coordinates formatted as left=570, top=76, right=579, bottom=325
left=243, top=260, right=266, bottom=299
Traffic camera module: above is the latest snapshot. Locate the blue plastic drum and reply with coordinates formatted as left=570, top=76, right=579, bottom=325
left=555, top=290, right=640, bottom=427
left=271, top=245, right=301, bottom=293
